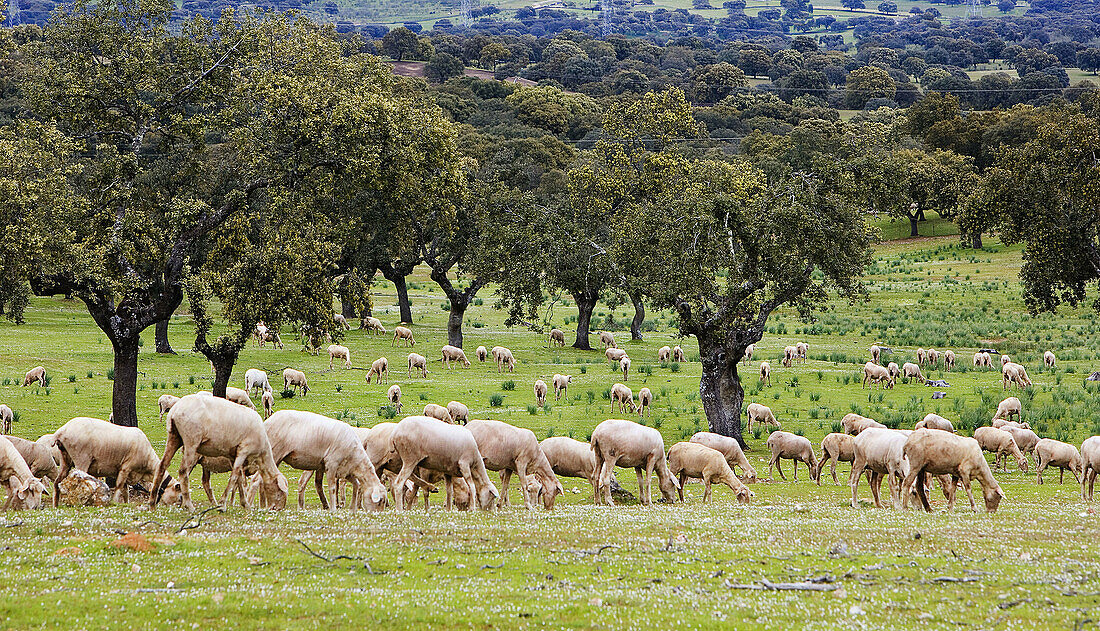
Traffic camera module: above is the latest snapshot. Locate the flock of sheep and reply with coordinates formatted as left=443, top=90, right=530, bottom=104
left=1, top=318, right=1098, bottom=516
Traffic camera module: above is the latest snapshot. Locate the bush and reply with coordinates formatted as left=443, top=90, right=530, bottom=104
left=68, top=375, right=76, bottom=383
left=378, top=405, right=398, bottom=419
left=281, top=389, right=296, bottom=399
left=87, top=371, right=94, bottom=379
left=670, top=362, right=680, bottom=373
left=107, top=368, right=115, bottom=381
left=502, top=380, right=516, bottom=391
left=527, top=405, right=537, bottom=415
left=490, top=394, right=504, bottom=407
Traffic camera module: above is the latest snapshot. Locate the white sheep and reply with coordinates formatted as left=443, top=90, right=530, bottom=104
left=782, top=345, right=796, bottom=368
left=467, top=419, right=564, bottom=510
left=599, top=331, right=616, bottom=349
left=849, top=428, right=912, bottom=509
left=552, top=374, right=572, bottom=401
left=915, top=413, right=955, bottom=433
left=244, top=368, right=271, bottom=395
left=943, top=350, right=956, bottom=370
left=446, top=401, right=469, bottom=425
left=667, top=442, right=753, bottom=504
left=637, top=387, right=652, bottom=419
left=1036, top=438, right=1083, bottom=485
left=476, top=346, right=488, bottom=362
left=657, top=346, right=672, bottom=362
left=51, top=416, right=164, bottom=505
left=766, top=431, right=817, bottom=482
left=360, top=316, right=386, bottom=334
left=5, top=435, right=59, bottom=483
left=392, top=326, right=416, bottom=347
left=746, top=402, right=780, bottom=433
left=1001, top=354, right=1011, bottom=367
left=1082, top=436, right=1100, bottom=501
left=743, top=343, right=755, bottom=364
left=0, top=405, right=12, bottom=435
left=495, top=347, right=516, bottom=373
left=591, top=418, right=679, bottom=506
left=1044, top=350, right=1056, bottom=368
left=841, top=413, right=886, bottom=435
left=974, top=427, right=1028, bottom=472
left=605, top=347, right=628, bottom=363
left=408, top=353, right=428, bottom=378
left=610, top=383, right=636, bottom=414
left=540, top=436, right=600, bottom=493
left=158, top=395, right=180, bottom=422
left=225, top=387, right=255, bottom=410
left=366, top=357, right=389, bottom=384
left=689, top=432, right=757, bottom=482
left=901, top=429, right=1004, bottom=513
left=887, top=362, right=900, bottom=380
left=795, top=341, right=808, bottom=362
left=862, top=362, right=895, bottom=389
left=22, top=366, right=45, bottom=388
left=927, top=348, right=940, bottom=366
left=390, top=416, right=500, bottom=511
left=902, top=362, right=925, bottom=384
left=992, top=396, right=1023, bottom=423
left=916, top=348, right=927, bottom=365
left=619, top=356, right=631, bottom=381
left=870, top=344, right=881, bottom=364
left=533, top=380, right=548, bottom=407
left=0, top=436, right=46, bottom=510
left=672, top=346, right=686, bottom=362
left=387, top=384, right=402, bottom=413
left=328, top=344, right=352, bottom=369
left=423, top=403, right=452, bottom=423
left=759, top=361, right=772, bottom=386
left=548, top=328, right=566, bottom=347
left=283, top=368, right=310, bottom=396
left=440, top=345, right=471, bottom=369
left=1001, top=362, right=1031, bottom=390
left=261, top=390, right=275, bottom=420
left=817, top=432, right=855, bottom=486
left=333, top=313, right=350, bottom=330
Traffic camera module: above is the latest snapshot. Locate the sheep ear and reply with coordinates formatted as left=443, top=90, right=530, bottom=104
left=997, top=487, right=1006, bottom=498
left=669, top=476, right=681, bottom=489
left=14, top=478, right=28, bottom=500
left=371, top=489, right=384, bottom=504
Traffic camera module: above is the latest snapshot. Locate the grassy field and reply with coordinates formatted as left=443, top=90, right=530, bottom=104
left=2, top=222, right=1100, bottom=629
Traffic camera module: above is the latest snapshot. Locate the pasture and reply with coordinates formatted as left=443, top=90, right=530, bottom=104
left=1, top=226, right=1100, bottom=629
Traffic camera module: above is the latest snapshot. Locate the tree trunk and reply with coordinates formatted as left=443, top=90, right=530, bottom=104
left=572, top=290, right=598, bottom=350
left=909, top=214, right=919, bottom=237
left=111, top=336, right=141, bottom=427
left=630, top=293, right=645, bottom=341
left=210, top=356, right=235, bottom=398
left=447, top=299, right=467, bottom=348
left=698, top=335, right=747, bottom=447
left=392, top=274, right=413, bottom=323
left=154, top=318, right=176, bottom=354
left=971, top=232, right=983, bottom=249
left=340, top=297, right=356, bottom=320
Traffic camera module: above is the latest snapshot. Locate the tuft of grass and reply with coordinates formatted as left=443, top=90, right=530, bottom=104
left=280, top=389, right=295, bottom=399
left=489, top=393, right=504, bottom=407
left=501, top=380, right=516, bottom=391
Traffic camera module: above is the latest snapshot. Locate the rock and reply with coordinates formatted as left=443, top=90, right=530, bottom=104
left=1086, top=371, right=1100, bottom=382
left=931, top=391, right=946, bottom=399
left=58, top=470, right=111, bottom=507
left=110, top=532, right=155, bottom=553
left=609, top=475, right=636, bottom=503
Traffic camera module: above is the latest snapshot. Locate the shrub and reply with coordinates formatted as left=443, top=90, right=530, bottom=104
left=188, top=375, right=196, bottom=385
left=527, top=405, right=537, bottom=415
left=41, top=374, right=51, bottom=388
left=419, top=392, right=429, bottom=400
left=68, top=375, right=76, bottom=383
left=502, top=380, right=516, bottom=391
left=378, top=405, right=398, bottom=419
left=86, top=371, right=94, bottom=379
left=670, top=362, right=680, bottom=372
left=490, top=394, right=504, bottom=407
left=107, top=368, right=115, bottom=381
left=281, top=389, right=296, bottom=399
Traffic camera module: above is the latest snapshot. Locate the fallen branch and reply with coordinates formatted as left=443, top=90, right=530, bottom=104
left=295, top=538, right=385, bottom=574
left=175, top=506, right=224, bottom=534
left=552, top=544, right=621, bottom=557
left=481, top=562, right=505, bottom=570
left=725, top=579, right=841, bottom=592
left=929, top=576, right=980, bottom=583
left=1, top=520, right=24, bottom=528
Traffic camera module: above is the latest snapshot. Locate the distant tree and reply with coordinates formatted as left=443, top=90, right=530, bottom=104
left=737, top=48, right=771, bottom=77
left=691, top=62, right=748, bottom=102
left=505, top=85, right=601, bottom=138
left=426, top=52, right=465, bottom=82
left=844, top=65, right=895, bottom=109
left=381, top=26, right=422, bottom=61
left=1013, top=48, right=1060, bottom=77
left=842, top=0, right=865, bottom=10
left=1078, top=48, right=1100, bottom=74
left=877, top=1, right=897, bottom=12
left=996, top=0, right=1014, bottom=11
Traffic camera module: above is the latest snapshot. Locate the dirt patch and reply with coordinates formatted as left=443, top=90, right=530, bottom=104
left=109, top=532, right=155, bottom=552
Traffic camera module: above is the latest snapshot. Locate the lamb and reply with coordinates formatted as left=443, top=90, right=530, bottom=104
left=333, top=313, right=350, bottom=330
left=816, top=432, right=856, bottom=486
left=150, top=394, right=288, bottom=511
left=619, top=356, right=631, bottom=381
left=672, top=346, right=686, bottom=362
left=440, top=345, right=470, bottom=369
left=863, top=362, right=895, bottom=389
left=361, top=316, right=386, bottom=334
left=637, top=387, right=652, bottom=419
left=901, top=429, right=1004, bottom=513
left=667, top=442, right=753, bottom=504
left=927, top=348, right=940, bottom=366
left=390, top=416, right=500, bottom=511
left=533, top=380, right=548, bottom=407
left=759, top=361, right=772, bottom=386
left=5, top=435, right=59, bottom=482
left=688, top=432, right=757, bottom=482
left=795, top=341, right=808, bottom=362
left=261, top=390, right=275, bottom=419
left=264, top=410, right=386, bottom=511
left=743, top=343, right=755, bottom=364
left=974, top=427, right=1028, bottom=472
left=916, top=348, right=927, bottom=365
left=22, top=366, right=45, bottom=388
left=782, top=345, right=796, bottom=368
left=1002, top=362, right=1031, bottom=390
left=610, top=383, right=637, bottom=414
left=423, top=403, right=453, bottom=423
left=495, top=347, right=516, bottom=373
left=1044, top=350, right=1056, bottom=368
left=408, top=353, right=428, bottom=378
left=51, top=416, right=165, bottom=506
left=887, top=362, right=900, bottom=380
left=0, top=437, right=46, bottom=510
left=476, top=346, right=488, bottom=362
left=283, top=368, right=310, bottom=396
left=841, top=413, right=886, bottom=435
left=446, top=401, right=469, bottom=425
left=0, top=405, right=11, bottom=434
left=328, top=344, right=352, bottom=369
left=943, top=350, right=956, bottom=370
left=657, top=345, right=672, bottom=362
left=591, top=418, right=679, bottom=506
left=549, top=328, right=566, bottom=347
left=870, top=344, right=881, bottom=364
left=766, top=431, right=817, bottom=482
left=1035, top=438, right=1083, bottom=485
left=599, top=331, right=616, bottom=349
left=973, top=351, right=992, bottom=368
left=244, top=369, right=271, bottom=395
left=366, top=357, right=389, bottom=384
left=746, top=402, right=780, bottom=433
left=992, top=396, right=1022, bottom=422
left=392, top=326, right=416, bottom=347
left=467, top=419, right=564, bottom=509
left=1082, top=436, right=1100, bottom=501
left=552, top=374, right=572, bottom=400
left=605, top=348, right=629, bottom=363
left=158, top=395, right=180, bottom=422
left=902, top=362, right=925, bottom=384
left=915, top=413, right=955, bottom=433
left=387, top=385, right=402, bottom=413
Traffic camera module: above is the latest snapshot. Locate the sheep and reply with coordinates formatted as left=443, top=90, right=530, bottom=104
left=667, top=442, right=753, bottom=504
left=0, top=405, right=11, bottom=435
left=1001, top=354, right=1011, bottom=367
left=887, top=362, right=900, bottom=380
left=605, top=347, right=629, bottom=363
left=974, top=427, right=1028, bottom=472
left=387, top=385, right=402, bottom=413
left=5, top=435, right=58, bottom=483
left=743, top=343, right=755, bottom=364
left=619, top=357, right=631, bottom=381
left=902, top=362, right=925, bottom=384
left=610, top=383, right=637, bottom=414
left=360, top=316, right=386, bottom=334
left=552, top=374, right=572, bottom=401
left=657, top=346, right=672, bottom=362
left=916, top=348, right=927, bottom=365
left=759, top=361, right=772, bottom=386
left=927, top=348, right=940, bottom=366
left=225, top=386, right=256, bottom=410
left=328, top=344, right=352, bottom=370
left=746, top=402, right=780, bottom=433
left=1044, top=350, right=1056, bottom=368
left=599, top=331, right=616, bottom=349
left=901, top=429, right=1004, bottom=513
left=591, top=418, right=679, bottom=506
left=1001, top=425, right=1040, bottom=466
left=51, top=416, right=165, bottom=506
left=366, top=357, right=389, bottom=384
left=533, top=380, right=548, bottom=407
left=1082, top=436, right=1100, bottom=501
left=158, top=395, right=180, bottom=422
left=159, top=455, right=262, bottom=509
left=0, top=437, right=46, bottom=510
left=150, top=394, right=288, bottom=511
left=261, top=390, right=275, bottom=419
left=766, top=431, right=817, bottom=482
left=255, top=321, right=268, bottom=344
left=495, top=347, right=516, bottom=373
left=283, top=368, right=309, bottom=396
left=993, top=419, right=1031, bottom=430
left=849, top=428, right=916, bottom=509
left=22, top=366, right=45, bottom=388
left=264, top=410, right=386, bottom=511
left=862, top=362, right=895, bottom=389
left=423, top=403, right=453, bottom=423
left=476, top=346, right=488, bottom=362
left=392, top=326, right=415, bottom=347
left=841, top=413, right=886, bottom=435
left=992, top=396, right=1022, bottom=423
left=795, top=341, right=808, bottom=362
left=816, top=432, right=856, bottom=486
left=467, top=419, right=564, bottom=510
left=408, top=353, right=428, bottom=378
left=943, top=350, right=956, bottom=370
left=688, top=432, right=756, bottom=482
left=973, top=351, right=986, bottom=368
left=259, top=329, right=284, bottom=349
left=1002, top=362, right=1031, bottom=390
left=870, top=344, right=881, bottom=364
left=637, top=387, right=652, bottom=419
left=915, top=413, right=955, bottom=433
left=782, top=345, right=796, bottom=368
left=549, top=328, right=566, bottom=347
left=440, top=345, right=470, bottom=369
left=244, top=369, right=271, bottom=395
left=390, top=415, right=500, bottom=511
left=446, top=401, right=469, bottom=425
left=672, top=346, right=686, bottom=362
left=333, top=313, right=350, bottom=330
left=1036, top=438, right=1083, bottom=485
left=540, top=436, right=598, bottom=486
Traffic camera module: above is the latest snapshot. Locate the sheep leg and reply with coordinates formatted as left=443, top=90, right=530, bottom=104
left=444, top=476, right=454, bottom=511
left=900, top=469, right=919, bottom=510
left=392, top=461, right=419, bottom=512
left=54, top=451, right=72, bottom=509
left=962, top=477, right=978, bottom=511
left=515, top=460, right=535, bottom=510
left=297, top=471, right=312, bottom=509
left=1059, top=467, right=1064, bottom=484
left=314, top=470, right=329, bottom=510
left=850, top=457, right=866, bottom=508
left=702, top=478, right=712, bottom=503
left=328, top=473, right=340, bottom=511
left=499, top=469, right=512, bottom=508
left=597, top=458, right=616, bottom=506
left=113, top=468, right=131, bottom=504
left=831, top=456, right=840, bottom=486
left=636, top=467, right=649, bottom=506
left=176, top=449, right=202, bottom=512
left=201, top=467, right=218, bottom=505
left=1037, top=457, right=1047, bottom=485
left=150, top=430, right=183, bottom=508
left=869, top=472, right=883, bottom=508
left=774, top=457, right=786, bottom=481
left=676, top=472, right=686, bottom=503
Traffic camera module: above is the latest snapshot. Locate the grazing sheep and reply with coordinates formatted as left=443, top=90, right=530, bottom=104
left=158, top=395, right=180, bottom=422
left=902, top=362, right=925, bottom=384
left=841, top=413, right=886, bottom=435
left=264, top=410, right=386, bottom=511
left=943, top=350, right=956, bottom=370
left=225, top=387, right=256, bottom=410
left=391, top=416, right=500, bottom=511
left=552, top=374, right=572, bottom=401
left=255, top=321, right=267, bottom=344
left=5, top=435, right=59, bottom=483
left=863, top=362, right=895, bottom=389
left=366, top=357, right=389, bottom=384
left=387, top=385, right=402, bottom=413
left=408, top=353, right=428, bottom=378
left=333, top=313, right=350, bottom=330
left=782, top=345, right=796, bottom=368
left=974, top=427, right=1028, bottom=472
left=849, top=428, right=913, bottom=509
left=657, top=346, right=672, bottom=362
left=244, top=369, right=271, bottom=395
left=916, top=348, right=927, bottom=365
left=746, top=403, right=780, bottom=433
left=1082, top=436, right=1100, bottom=501
left=540, top=436, right=600, bottom=492
left=423, top=403, right=453, bottom=423
left=817, top=433, right=856, bottom=486
left=51, top=416, right=165, bottom=506
left=22, top=366, right=45, bottom=388
left=605, top=348, right=629, bottom=363
left=1001, top=354, right=1011, bottom=367
left=1036, top=438, right=1083, bottom=485
left=533, top=380, right=548, bottom=407
left=992, top=397, right=1022, bottom=422
left=0, top=437, right=46, bottom=510
left=361, top=316, right=386, bottom=334
left=495, top=347, right=516, bottom=373
left=927, top=348, right=940, bottom=366
left=446, top=401, right=469, bottom=425
left=887, top=362, right=900, bottom=380
left=619, top=357, right=631, bottom=381
left=0, top=405, right=11, bottom=435
left=440, top=345, right=471, bottom=369
left=795, top=341, right=808, bottom=362
left=992, top=419, right=1030, bottom=430
left=915, top=413, right=955, bottom=433
left=688, top=432, right=756, bottom=482
left=259, top=329, right=284, bottom=349
left=283, top=368, right=309, bottom=396
left=766, top=431, right=817, bottom=482
left=467, top=419, right=564, bottom=510
left=150, top=394, right=288, bottom=511
left=1002, top=362, right=1032, bottom=390
left=672, top=346, right=686, bottom=362
left=392, top=326, right=416, bottom=347
left=901, top=430, right=1004, bottom=513
left=973, top=351, right=986, bottom=367
left=599, top=331, right=616, bottom=349
left=591, top=418, right=679, bottom=506
left=759, top=361, right=772, bottom=386
left=610, top=383, right=637, bottom=414
left=1044, top=350, right=1056, bottom=368
left=328, top=344, right=352, bottom=369
left=743, top=343, right=755, bottom=364
left=1001, top=425, right=1040, bottom=466
left=667, top=442, right=753, bottom=504
left=637, top=387, right=652, bottom=419
left=476, top=346, right=488, bottom=362
left=261, top=390, right=275, bottom=419
left=870, top=344, right=881, bottom=364
left=549, top=329, right=566, bottom=347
